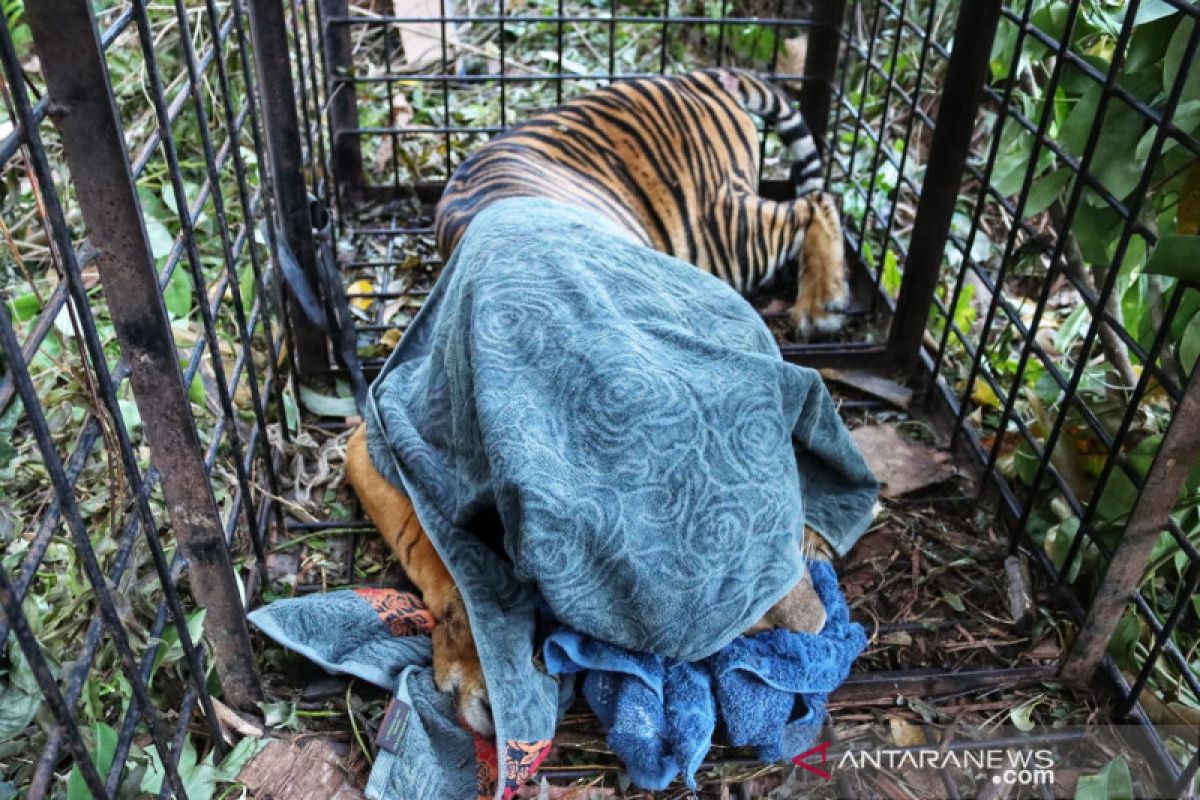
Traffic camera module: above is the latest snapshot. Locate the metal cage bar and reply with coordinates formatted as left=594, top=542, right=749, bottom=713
left=0, top=0, right=320, bottom=793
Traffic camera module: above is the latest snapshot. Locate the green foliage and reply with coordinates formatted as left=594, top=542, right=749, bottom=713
left=1075, top=756, right=1134, bottom=800
left=66, top=723, right=117, bottom=800
left=0, top=642, right=41, bottom=741
left=141, top=734, right=267, bottom=800
left=879, top=0, right=1200, bottom=722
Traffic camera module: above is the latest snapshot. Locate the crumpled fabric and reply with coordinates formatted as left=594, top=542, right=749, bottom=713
left=542, top=560, right=866, bottom=789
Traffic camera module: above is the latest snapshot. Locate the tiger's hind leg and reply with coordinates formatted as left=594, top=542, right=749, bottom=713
left=345, top=425, right=492, bottom=735
left=791, top=192, right=849, bottom=337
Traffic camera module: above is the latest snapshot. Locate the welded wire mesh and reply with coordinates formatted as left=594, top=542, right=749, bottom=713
left=3, top=0, right=1200, bottom=796
left=0, top=0, right=299, bottom=794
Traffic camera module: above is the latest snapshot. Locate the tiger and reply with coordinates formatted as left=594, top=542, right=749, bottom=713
left=435, top=67, right=848, bottom=336
left=348, top=69, right=845, bottom=735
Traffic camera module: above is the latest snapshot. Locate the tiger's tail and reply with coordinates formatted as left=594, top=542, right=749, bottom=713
left=713, top=68, right=824, bottom=197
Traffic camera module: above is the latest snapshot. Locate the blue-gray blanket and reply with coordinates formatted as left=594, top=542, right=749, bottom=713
left=364, top=197, right=877, bottom=797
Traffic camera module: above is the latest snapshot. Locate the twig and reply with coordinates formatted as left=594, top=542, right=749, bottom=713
left=1050, top=201, right=1137, bottom=391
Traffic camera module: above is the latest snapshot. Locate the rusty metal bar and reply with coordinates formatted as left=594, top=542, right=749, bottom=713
left=1061, top=361, right=1200, bottom=682
left=26, top=0, right=262, bottom=708
left=801, top=0, right=849, bottom=151
left=829, top=665, right=1057, bottom=705
left=320, top=0, right=364, bottom=203
left=247, top=0, right=330, bottom=380
left=885, top=0, right=1001, bottom=373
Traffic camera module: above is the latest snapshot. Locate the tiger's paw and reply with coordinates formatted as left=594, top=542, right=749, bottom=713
left=431, top=588, right=493, bottom=735
left=792, top=192, right=848, bottom=337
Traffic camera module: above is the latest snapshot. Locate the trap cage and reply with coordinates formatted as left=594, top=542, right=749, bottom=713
left=2, top=0, right=1200, bottom=797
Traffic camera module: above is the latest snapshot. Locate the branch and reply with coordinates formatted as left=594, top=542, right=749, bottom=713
left=1050, top=201, right=1137, bottom=392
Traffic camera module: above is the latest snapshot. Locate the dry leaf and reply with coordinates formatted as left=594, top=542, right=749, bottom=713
left=347, top=279, right=374, bottom=311
left=851, top=425, right=958, bottom=498
left=1178, top=163, right=1200, bottom=235
left=776, top=36, right=808, bottom=75
left=889, top=718, right=926, bottom=748
left=210, top=696, right=266, bottom=743
left=394, top=0, right=450, bottom=69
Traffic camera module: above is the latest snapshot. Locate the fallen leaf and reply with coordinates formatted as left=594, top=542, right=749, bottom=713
left=775, top=35, right=808, bottom=76
left=209, top=697, right=265, bottom=743
left=851, top=425, right=959, bottom=498
left=971, top=380, right=1001, bottom=409
left=347, top=279, right=374, bottom=311
left=889, top=718, right=926, bottom=748
left=393, top=0, right=449, bottom=69
left=844, top=525, right=901, bottom=565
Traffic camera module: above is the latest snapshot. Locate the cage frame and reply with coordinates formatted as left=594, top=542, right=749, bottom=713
left=0, top=0, right=1198, bottom=796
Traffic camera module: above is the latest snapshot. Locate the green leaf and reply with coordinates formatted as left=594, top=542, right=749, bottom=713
left=1073, top=197, right=1124, bottom=263
left=67, top=723, right=118, bottom=800
left=941, top=590, right=965, bottom=612
left=0, top=642, right=42, bottom=739
left=237, top=266, right=257, bottom=312
left=1024, top=167, right=1073, bottom=218
left=881, top=249, right=901, bottom=296
left=1125, top=0, right=1179, bottom=26
left=298, top=385, right=358, bottom=418
left=118, top=399, right=142, bottom=432
left=1055, top=302, right=1090, bottom=354
left=6, top=292, right=41, bottom=323
left=282, top=391, right=299, bottom=434
left=144, top=213, right=175, bottom=260
left=1075, top=756, right=1133, bottom=800
left=164, top=267, right=193, bottom=319
left=140, top=744, right=165, bottom=794
left=1094, top=470, right=1138, bottom=525
left=952, top=283, right=976, bottom=335
left=259, top=700, right=299, bottom=730
left=1044, top=517, right=1083, bottom=582
left=188, top=369, right=207, bottom=406
left=1143, top=234, right=1200, bottom=281
left=1179, top=310, right=1200, bottom=376
left=1107, top=610, right=1143, bottom=670
left=990, top=18, right=1021, bottom=81
left=141, top=736, right=218, bottom=800
left=1125, top=12, right=1180, bottom=74
left=992, top=119, right=1036, bottom=197
left=1136, top=100, right=1200, bottom=161
left=1165, top=18, right=1200, bottom=103
left=152, top=608, right=206, bottom=681
left=1091, top=100, right=1148, bottom=201
left=1010, top=700, right=1038, bottom=732
left=1058, top=84, right=1101, bottom=158
left=214, top=736, right=269, bottom=782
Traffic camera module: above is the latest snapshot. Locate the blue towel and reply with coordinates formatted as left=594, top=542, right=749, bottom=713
left=358, top=197, right=876, bottom=797
left=249, top=588, right=573, bottom=799
left=543, top=560, right=865, bottom=789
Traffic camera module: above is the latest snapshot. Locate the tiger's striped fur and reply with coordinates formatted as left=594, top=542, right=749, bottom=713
left=345, top=69, right=848, bottom=737
left=435, top=68, right=848, bottom=335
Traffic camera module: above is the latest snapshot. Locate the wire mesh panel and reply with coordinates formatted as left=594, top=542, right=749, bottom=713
left=0, top=0, right=304, bottom=794
left=322, top=1, right=828, bottom=195
left=824, top=0, right=1200, bottom=789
